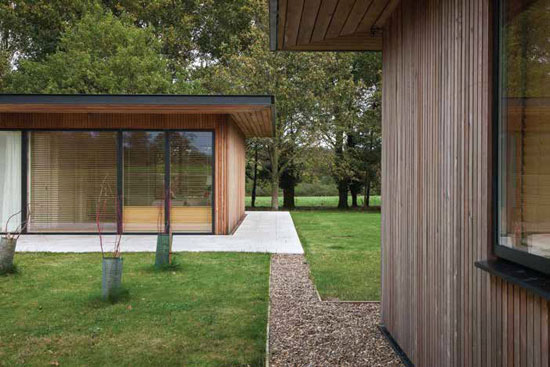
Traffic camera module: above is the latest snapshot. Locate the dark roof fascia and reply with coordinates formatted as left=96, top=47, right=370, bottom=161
left=269, top=0, right=279, bottom=51
left=0, top=94, right=275, bottom=107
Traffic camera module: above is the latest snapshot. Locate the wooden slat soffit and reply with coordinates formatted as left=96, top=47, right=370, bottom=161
left=270, top=0, right=400, bottom=51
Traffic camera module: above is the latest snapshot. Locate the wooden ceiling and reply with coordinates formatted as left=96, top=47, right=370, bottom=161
left=0, top=95, right=275, bottom=138
left=230, top=109, right=274, bottom=138
left=270, top=0, right=400, bottom=51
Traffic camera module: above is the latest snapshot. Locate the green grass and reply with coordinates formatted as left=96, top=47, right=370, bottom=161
left=0, top=253, right=270, bottom=367
left=246, top=195, right=381, bottom=208
left=291, top=211, right=381, bottom=301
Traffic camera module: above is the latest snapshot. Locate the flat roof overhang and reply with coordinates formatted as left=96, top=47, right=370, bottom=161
left=269, top=0, right=400, bottom=52
left=0, top=94, right=276, bottom=138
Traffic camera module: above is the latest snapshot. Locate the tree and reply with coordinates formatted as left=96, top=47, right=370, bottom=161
left=102, top=0, right=266, bottom=69
left=314, top=54, right=366, bottom=209
left=348, top=132, right=363, bottom=208
left=351, top=53, right=382, bottom=207
left=279, top=149, right=304, bottom=209
left=0, top=49, right=9, bottom=91
left=246, top=138, right=270, bottom=208
left=0, top=0, right=265, bottom=67
left=312, top=52, right=382, bottom=210
left=200, top=25, right=328, bottom=210
left=0, top=1, right=96, bottom=61
left=349, top=90, right=382, bottom=208
left=4, top=7, right=199, bottom=94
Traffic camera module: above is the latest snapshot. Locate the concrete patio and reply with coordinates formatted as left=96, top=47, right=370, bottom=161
left=16, top=211, right=304, bottom=254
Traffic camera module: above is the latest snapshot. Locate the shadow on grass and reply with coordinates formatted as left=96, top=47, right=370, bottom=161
left=89, top=287, right=131, bottom=306
left=153, top=262, right=183, bottom=272
left=141, top=256, right=184, bottom=273
left=0, top=264, right=19, bottom=276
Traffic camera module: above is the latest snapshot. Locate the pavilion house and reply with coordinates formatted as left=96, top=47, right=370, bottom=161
left=271, top=0, right=550, bottom=366
left=0, top=95, right=274, bottom=236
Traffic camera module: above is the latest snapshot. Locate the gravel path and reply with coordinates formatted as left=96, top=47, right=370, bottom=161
left=268, top=255, right=402, bottom=367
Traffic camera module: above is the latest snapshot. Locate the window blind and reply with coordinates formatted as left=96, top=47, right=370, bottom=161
left=29, top=131, right=117, bottom=232
left=170, top=132, right=213, bottom=233
left=123, top=131, right=166, bottom=232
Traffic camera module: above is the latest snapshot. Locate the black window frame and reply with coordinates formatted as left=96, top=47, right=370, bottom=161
left=0, top=128, right=216, bottom=236
left=493, top=0, right=550, bottom=275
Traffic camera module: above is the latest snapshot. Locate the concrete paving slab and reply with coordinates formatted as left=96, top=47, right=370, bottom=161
left=16, top=211, right=304, bottom=254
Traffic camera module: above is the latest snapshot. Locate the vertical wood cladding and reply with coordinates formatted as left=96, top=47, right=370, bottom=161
left=381, top=0, right=550, bottom=366
left=225, top=118, right=247, bottom=233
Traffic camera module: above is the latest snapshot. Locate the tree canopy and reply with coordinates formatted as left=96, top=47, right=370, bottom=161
left=4, top=8, right=199, bottom=94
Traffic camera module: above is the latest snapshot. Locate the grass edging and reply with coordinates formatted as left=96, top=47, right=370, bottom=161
left=305, top=255, right=379, bottom=304
left=313, top=286, right=380, bottom=304
left=291, top=211, right=382, bottom=301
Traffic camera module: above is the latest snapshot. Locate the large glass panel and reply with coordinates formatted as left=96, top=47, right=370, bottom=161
left=123, top=131, right=165, bottom=232
left=0, top=132, right=21, bottom=232
left=29, top=132, right=117, bottom=232
left=170, top=132, right=213, bottom=233
left=498, top=0, right=550, bottom=259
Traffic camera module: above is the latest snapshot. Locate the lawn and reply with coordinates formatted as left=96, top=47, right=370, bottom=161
left=0, top=253, right=270, bottom=367
left=291, top=210, right=381, bottom=301
left=246, top=195, right=381, bottom=208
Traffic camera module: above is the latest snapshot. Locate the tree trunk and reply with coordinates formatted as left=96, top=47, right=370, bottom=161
left=283, top=185, right=295, bottom=209
left=364, top=180, right=371, bottom=208
left=337, top=180, right=349, bottom=209
left=271, top=176, right=279, bottom=210
left=334, top=130, right=349, bottom=210
left=350, top=184, right=360, bottom=207
left=271, top=145, right=279, bottom=211
left=251, top=146, right=258, bottom=208
left=351, top=192, right=358, bottom=207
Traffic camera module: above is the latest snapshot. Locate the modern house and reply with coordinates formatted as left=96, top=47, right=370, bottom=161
left=271, top=0, right=550, bottom=366
left=0, top=95, right=274, bottom=236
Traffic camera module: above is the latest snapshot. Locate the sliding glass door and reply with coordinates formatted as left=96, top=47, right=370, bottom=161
left=20, top=130, right=214, bottom=234
left=123, top=131, right=214, bottom=233
left=170, top=132, right=213, bottom=233
left=123, top=132, right=166, bottom=233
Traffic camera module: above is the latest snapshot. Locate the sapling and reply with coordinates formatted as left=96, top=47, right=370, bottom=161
left=1, top=207, right=30, bottom=273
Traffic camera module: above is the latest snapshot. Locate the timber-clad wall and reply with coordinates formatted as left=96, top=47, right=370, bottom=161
left=381, top=0, right=549, bottom=366
left=226, top=119, right=246, bottom=232
left=0, top=112, right=246, bottom=235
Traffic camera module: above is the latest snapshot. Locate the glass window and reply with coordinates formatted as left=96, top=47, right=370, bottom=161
left=170, top=132, right=213, bottom=233
left=0, top=132, right=21, bottom=232
left=123, top=131, right=166, bottom=232
left=497, top=0, right=550, bottom=270
left=18, top=130, right=214, bottom=235
left=29, top=131, right=117, bottom=232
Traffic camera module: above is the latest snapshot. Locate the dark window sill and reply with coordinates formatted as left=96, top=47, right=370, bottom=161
left=475, top=259, right=550, bottom=300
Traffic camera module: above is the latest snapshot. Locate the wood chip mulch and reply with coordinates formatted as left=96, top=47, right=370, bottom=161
left=268, top=255, right=403, bottom=367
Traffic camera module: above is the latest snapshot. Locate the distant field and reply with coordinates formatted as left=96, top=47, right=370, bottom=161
left=245, top=195, right=381, bottom=208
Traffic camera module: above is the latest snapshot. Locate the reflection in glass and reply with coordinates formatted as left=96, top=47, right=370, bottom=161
left=123, top=131, right=165, bottom=232
left=170, top=132, right=213, bottom=233
left=498, top=0, right=550, bottom=258
left=29, top=131, right=117, bottom=232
